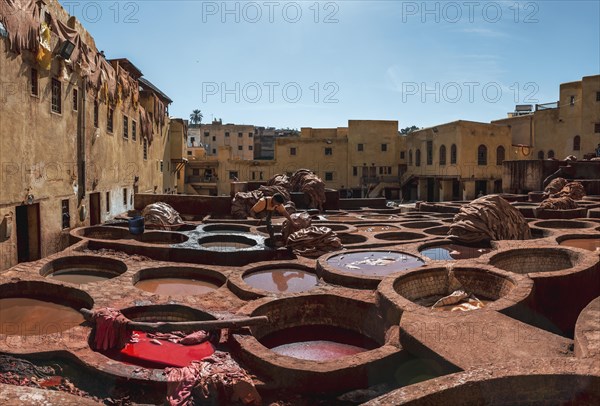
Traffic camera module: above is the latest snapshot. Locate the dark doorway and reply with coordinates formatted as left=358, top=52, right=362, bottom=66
left=475, top=180, right=488, bottom=196
left=452, top=180, right=461, bottom=200
left=16, top=204, right=41, bottom=263
left=89, top=192, right=101, bottom=225
left=426, top=178, right=435, bottom=202
left=494, top=180, right=502, bottom=193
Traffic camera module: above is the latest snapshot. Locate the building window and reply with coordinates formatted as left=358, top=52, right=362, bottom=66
left=238, top=132, right=242, bottom=137
left=477, top=145, right=487, bottom=165
left=596, top=92, right=600, bottom=102
left=212, top=149, right=216, bottom=154
left=212, top=136, right=216, bottom=141
left=357, top=143, right=364, bottom=151
left=325, top=147, right=332, bottom=156
left=325, top=172, right=333, bottom=181
left=123, top=188, right=128, bottom=206
left=132, top=120, right=137, bottom=141
left=123, top=115, right=129, bottom=139
left=409, top=150, right=413, bottom=166
left=353, top=167, right=358, bottom=176
left=143, top=138, right=148, bottom=160
left=415, top=149, right=421, bottom=166
left=190, top=136, right=195, bottom=144
left=106, top=191, right=110, bottom=212
left=51, top=78, right=61, bottom=113
left=225, top=132, right=230, bottom=137
left=61, top=199, right=70, bottom=229
left=107, top=108, right=114, bottom=133
left=381, top=143, right=388, bottom=152
left=248, top=145, right=253, bottom=150
left=400, top=151, right=405, bottom=159
left=548, top=150, right=555, bottom=158
left=595, top=123, right=600, bottom=133
left=573, top=135, right=581, bottom=150
left=570, top=95, right=575, bottom=106
left=187, top=150, right=192, bottom=156
left=238, top=145, right=243, bottom=151
left=160, top=161, right=163, bottom=172
left=192, top=168, right=200, bottom=176
left=72, top=89, right=78, bottom=111
left=496, top=146, right=505, bottom=165
left=229, top=171, right=239, bottom=180
left=290, top=147, right=297, bottom=156
left=204, top=131, right=209, bottom=137
left=538, top=150, right=544, bottom=159
left=426, top=141, right=433, bottom=165
left=93, top=100, right=99, bottom=128
left=248, top=132, right=253, bottom=137
left=451, top=144, right=457, bottom=164
left=30, top=68, right=38, bottom=96
left=439, top=145, right=446, bottom=165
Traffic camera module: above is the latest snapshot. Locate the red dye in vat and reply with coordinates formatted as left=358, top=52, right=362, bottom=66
left=260, top=325, right=378, bottom=361
left=100, top=331, right=214, bottom=368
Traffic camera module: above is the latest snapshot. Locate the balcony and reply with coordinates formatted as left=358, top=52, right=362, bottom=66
left=187, top=176, right=218, bottom=184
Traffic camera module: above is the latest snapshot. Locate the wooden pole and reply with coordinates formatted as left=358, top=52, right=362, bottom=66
left=80, top=308, right=267, bottom=333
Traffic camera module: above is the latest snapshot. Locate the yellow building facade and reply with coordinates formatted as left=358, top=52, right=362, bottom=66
left=0, top=0, right=179, bottom=270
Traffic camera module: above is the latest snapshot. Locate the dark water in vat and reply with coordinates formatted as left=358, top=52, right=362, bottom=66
left=243, top=269, right=318, bottom=293
left=419, top=244, right=492, bottom=260
left=134, top=278, right=221, bottom=295
left=0, top=298, right=84, bottom=335
left=47, top=268, right=114, bottom=284
left=326, top=251, right=424, bottom=276
left=559, top=238, right=600, bottom=251
left=354, top=225, right=400, bottom=233
left=260, top=325, right=378, bottom=361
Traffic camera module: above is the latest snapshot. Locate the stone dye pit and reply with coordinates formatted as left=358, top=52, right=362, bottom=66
left=40, top=256, right=127, bottom=284
left=133, top=266, right=226, bottom=296
left=558, top=236, right=600, bottom=251
left=419, top=241, right=493, bottom=261
left=242, top=268, right=318, bottom=294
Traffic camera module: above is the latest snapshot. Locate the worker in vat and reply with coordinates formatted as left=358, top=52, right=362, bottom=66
left=250, top=193, right=298, bottom=246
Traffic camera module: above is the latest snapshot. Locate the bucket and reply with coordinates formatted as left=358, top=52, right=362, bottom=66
left=129, top=216, right=144, bottom=235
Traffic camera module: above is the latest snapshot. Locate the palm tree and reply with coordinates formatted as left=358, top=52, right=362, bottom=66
left=189, top=109, right=203, bottom=127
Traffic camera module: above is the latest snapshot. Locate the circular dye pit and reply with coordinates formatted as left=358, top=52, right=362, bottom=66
left=338, top=234, right=368, bottom=245
left=197, top=234, right=258, bottom=251
left=242, top=268, right=318, bottom=294
left=0, top=298, right=85, bottom=335
left=98, top=305, right=217, bottom=369
left=354, top=224, right=401, bottom=233
left=535, top=220, right=594, bottom=229
left=41, top=256, right=127, bottom=285
left=419, top=243, right=492, bottom=261
left=134, top=267, right=225, bottom=296
left=359, top=214, right=400, bottom=221
left=79, top=226, right=128, bottom=240
left=325, top=251, right=424, bottom=277
left=383, top=266, right=522, bottom=314
left=489, top=248, right=578, bottom=274
left=136, top=232, right=189, bottom=245
left=423, top=226, right=450, bottom=236
left=259, top=325, right=378, bottom=361
left=202, top=224, right=251, bottom=233
left=559, top=237, right=600, bottom=252
left=401, top=221, right=442, bottom=229
left=374, top=231, right=428, bottom=242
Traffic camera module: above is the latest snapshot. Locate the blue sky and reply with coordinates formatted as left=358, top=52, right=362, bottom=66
left=60, top=0, right=600, bottom=129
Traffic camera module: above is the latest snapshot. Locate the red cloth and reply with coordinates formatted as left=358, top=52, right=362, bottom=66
left=91, top=308, right=131, bottom=351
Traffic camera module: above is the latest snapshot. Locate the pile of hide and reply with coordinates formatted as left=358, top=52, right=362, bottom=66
left=552, top=181, right=586, bottom=200
left=544, top=177, right=568, bottom=195
left=286, top=226, right=343, bottom=258
left=230, top=185, right=295, bottom=219
left=448, top=195, right=531, bottom=244
left=538, top=197, right=578, bottom=210
left=90, top=308, right=131, bottom=351
left=281, top=212, right=312, bottom=242
left=142, top=202, right=185, bottom=229
left=165, top=351, right=261, bottom=406
left=290, top=169, right=326, bottom=211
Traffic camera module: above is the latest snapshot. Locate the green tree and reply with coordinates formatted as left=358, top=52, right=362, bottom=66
left=400, top=125, right=419, bottom=134
left=189, top=109, right=203, bottom=126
